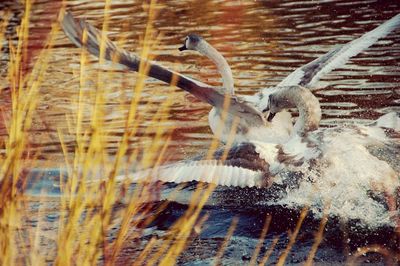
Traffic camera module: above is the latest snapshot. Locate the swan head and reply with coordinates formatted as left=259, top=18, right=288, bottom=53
left=263, top=86, right=322, bottom=134
left=262, top=92, right=291, bottom=122
left=179, top=34, right=203, bottom=51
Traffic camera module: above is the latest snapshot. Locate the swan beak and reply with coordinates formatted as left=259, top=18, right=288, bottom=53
left=178, top=45, right=187, bottom=51
left=267, top=112, right=276, bottom=122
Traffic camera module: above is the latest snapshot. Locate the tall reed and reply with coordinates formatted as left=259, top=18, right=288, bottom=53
left=0, top=0, right=58, bottom=264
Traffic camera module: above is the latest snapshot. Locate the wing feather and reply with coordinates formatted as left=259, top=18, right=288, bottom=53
left=117, top=160, right=267, bottom=188
left=278, top=14, right=400, bottom=87
left=59, top=10, right=266, bottom=126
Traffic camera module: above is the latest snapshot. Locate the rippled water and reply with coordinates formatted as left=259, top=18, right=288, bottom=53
left=1, top=0, right=400, bottom=264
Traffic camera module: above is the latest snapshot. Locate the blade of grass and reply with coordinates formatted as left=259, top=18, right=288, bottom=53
left=249, top=215, right=272, bottom=266
left=276, top=207, right=308, bottom=266
left=213, top=217, right=239, bottom=266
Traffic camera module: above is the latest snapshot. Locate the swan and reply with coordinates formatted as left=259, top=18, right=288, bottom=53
left=59, top=11, right=266, bottom=132
left=178, top=34, right=294, bottom=143
left=60, top=11, right=400, bottom=145
left=60, top=10, right=399, bottom=183
left=60, top=11, right=288, bottom=144
left=60, top=12, right=400, bottom=225
left=264, top=93, right=400, bottom=224
left=117, top=86, right=399, bottom=226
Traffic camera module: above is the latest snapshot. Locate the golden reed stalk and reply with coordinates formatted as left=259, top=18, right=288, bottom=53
left=0, top=0, right=58, bottom=264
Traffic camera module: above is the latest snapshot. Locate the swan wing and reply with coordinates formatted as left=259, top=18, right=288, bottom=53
left=278, top=13, right=400, bottom=88
left=59, top=11, right=265, bottom=126
left=117, top=160, right=270, bottom=188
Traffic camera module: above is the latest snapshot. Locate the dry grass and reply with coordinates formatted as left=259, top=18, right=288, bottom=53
left=0, top=0, right=58, bottom=264
left=276, top=207, right=308, bottom=266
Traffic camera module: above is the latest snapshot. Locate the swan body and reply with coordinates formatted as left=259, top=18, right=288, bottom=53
left=207, top=107, right=293, bottom=143
left=179, top=34, right=294, bottom=143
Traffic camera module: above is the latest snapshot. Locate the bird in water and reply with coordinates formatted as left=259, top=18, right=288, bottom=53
left=60, top=12, right=400, bottom=192
left=178, top=34, right=293, bottom=144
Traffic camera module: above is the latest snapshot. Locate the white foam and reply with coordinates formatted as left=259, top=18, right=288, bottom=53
left=274, top=127, right=399, bottom=228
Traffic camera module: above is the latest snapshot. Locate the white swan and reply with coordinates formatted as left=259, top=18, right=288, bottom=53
left=60, top=11, right=399, bottom=182
left=265, top=93, right=400, bottom=225
left=178, top=34, right=293, bottom=143
left=60, top=11, right=400, bottom=145
left=60, top=12, right=400, bottom=225
left=59, top=11, right=266, bottom=131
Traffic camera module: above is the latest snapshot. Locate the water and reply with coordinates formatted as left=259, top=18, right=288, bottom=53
left=1, top=0, right=400, bottom=264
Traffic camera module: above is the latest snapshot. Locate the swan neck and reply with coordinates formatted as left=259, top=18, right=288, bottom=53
left=199, top=41, right=234, bottom=94
left=295, top=105, right=318, bottom=135
left=275, top=86, right=321, bottom=135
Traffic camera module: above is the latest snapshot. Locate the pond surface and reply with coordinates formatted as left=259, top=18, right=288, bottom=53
left=1, top=0, right=400, bottom=264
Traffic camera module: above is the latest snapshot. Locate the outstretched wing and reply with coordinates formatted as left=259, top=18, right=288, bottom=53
left=59, top=10, right=266, bottom=126
left=117, top=160, right=269, bottom=188
left=278, top=13, right=400, bottom=88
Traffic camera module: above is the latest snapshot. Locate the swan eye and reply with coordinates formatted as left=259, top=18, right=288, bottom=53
left=188, top=34, right=201, bottom=45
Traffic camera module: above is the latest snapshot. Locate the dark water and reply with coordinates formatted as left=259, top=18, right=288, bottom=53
left=1, top=0, right=400, bottom=264
left=25, top=168, right=399, bottom=264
